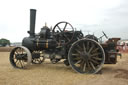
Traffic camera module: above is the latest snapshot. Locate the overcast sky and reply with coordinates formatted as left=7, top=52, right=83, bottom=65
left=0, top=0, right=128, bottom=42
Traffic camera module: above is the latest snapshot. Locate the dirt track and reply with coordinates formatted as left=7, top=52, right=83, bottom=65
left=0, top=52, right=128, bottom=85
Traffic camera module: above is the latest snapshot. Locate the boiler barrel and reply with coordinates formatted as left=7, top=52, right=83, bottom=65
left=22, top=37, right=57, bottom=51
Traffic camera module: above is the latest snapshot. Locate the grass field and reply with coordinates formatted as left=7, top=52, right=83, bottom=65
left=0, top=47, right=128, bottom=85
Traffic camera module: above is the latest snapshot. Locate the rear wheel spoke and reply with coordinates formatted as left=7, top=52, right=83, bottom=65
left=90, top=59, right=99, bottom=64
left=90, top=53, right=101, bottom=57
left=76, top=44, right=82, bottom=50
left=92, top=57, right=102, bottom=61
left=80, top=61, right=85, bottom=70
left=83, top=43, right=87, bottom=53
left=87, top=42, right=89, bottom=51
left=92, top=48, right=99, bottom=53
left=72, top=53, right=79, bottom=56
left=73, top=57, right=81, bottom=61
left=75, top=60, right=81, bottom=64
left=88, top=44, right=94, bottom=54
left=83, top=62, right=86, bottom=72
left=90, top=61, right=96, bottom=70
left=75, top=49, right=81, bottom=54
left=87, top=61, right=91, bottom=69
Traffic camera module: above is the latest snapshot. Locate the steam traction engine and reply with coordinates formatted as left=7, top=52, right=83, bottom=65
left=9, top=9, right=120, bottom=74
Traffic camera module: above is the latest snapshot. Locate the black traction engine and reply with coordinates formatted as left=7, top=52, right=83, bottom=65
left=9, top=9, right=120, bottom=74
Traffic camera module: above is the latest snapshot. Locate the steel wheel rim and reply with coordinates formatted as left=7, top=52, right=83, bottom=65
left=68, top=38, right=105, bottom=74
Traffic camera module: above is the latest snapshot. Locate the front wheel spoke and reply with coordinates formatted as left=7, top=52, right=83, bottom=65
left=90, top=61, right=96, bottom=70
left=21, top=48, right=24, bottom=54
left=16, top=60, right=20, bottom=66
left=18, top=48, right=22, bottom=54
left=19, top=48, right=22, bottom=54
left=19, top=60, right=23, bottom=68
left=15, top=50, right=19, bottom=54
left=15, top=59, right=18, bottom=63
left=14, top=52, right=17, bottom=55
left=21, top=60, right=25, bottom=66
left=13, top=56, right=16, bottom=59
left=14, top=53, right=17, bottom=57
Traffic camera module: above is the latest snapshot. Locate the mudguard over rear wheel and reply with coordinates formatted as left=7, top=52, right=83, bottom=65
left=68, top=38, right=105, bottom=74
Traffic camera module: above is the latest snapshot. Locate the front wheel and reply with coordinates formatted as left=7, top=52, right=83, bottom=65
left=68, top=39, right=105, bottom=74
left=9, top=46, right=32, bottom=69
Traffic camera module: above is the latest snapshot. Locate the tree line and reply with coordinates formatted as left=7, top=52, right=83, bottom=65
left=0, top=38, right=10, bottom=47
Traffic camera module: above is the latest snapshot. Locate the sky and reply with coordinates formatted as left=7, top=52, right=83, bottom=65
left=0, top=0, right=128, bottom=42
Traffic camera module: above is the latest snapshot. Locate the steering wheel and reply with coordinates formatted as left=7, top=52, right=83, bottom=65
left=102, top=31, right=108, bottom=39
left=52, top=21, right=75, bottom=45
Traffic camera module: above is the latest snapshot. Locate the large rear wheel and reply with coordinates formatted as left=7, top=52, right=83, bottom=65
left=68, top=39, right=105, bottom=74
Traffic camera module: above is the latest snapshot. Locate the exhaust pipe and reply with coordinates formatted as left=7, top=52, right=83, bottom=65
left=28, top=9, right=36, bottom=37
